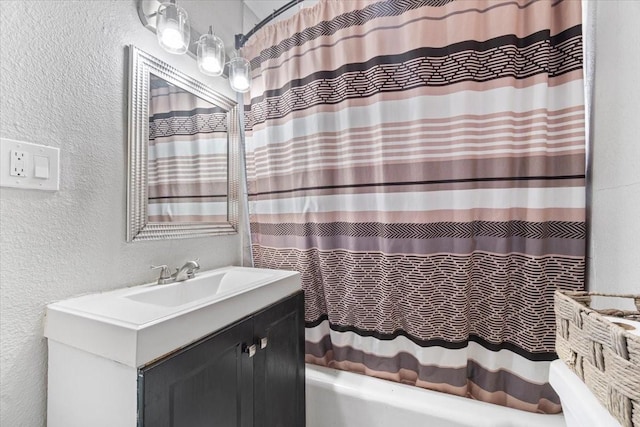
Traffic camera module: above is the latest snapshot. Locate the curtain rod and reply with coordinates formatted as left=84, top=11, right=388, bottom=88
left=235, top=0, right=302, bottom=49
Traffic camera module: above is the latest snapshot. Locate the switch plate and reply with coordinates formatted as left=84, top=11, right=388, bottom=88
left=1, top=138, right=60, bottom=191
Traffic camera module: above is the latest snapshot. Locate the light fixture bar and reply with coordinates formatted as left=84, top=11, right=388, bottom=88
left=138, top=0, right=252, bottom=92
left=138, top=0, right=229, bottom=74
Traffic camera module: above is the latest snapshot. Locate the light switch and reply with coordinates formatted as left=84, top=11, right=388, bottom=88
left=34, top=155, right=49, bottom=179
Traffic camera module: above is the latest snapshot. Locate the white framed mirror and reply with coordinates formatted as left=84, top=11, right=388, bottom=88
left=127, top=45, right=239, bottom=241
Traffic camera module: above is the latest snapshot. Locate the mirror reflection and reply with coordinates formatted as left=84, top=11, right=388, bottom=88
left=147, top=75, right=228, bottom=223
left=127, top=46, right=239, bottom=242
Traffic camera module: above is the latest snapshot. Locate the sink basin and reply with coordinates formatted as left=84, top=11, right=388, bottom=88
left=44, top=266, right=300, bottom=367
left=124, top=269, right=275, bottom=307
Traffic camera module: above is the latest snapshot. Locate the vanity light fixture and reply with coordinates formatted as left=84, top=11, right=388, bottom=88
left=141, top=0, right=252, bottom=93
left=156, top=0, right=190, bottom=54
left=228, top=56, right=251, bottom=93
left=197, top=26, right=225, bottom=77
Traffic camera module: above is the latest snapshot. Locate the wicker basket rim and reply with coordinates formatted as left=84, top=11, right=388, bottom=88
left=556, top=290, right=640, bottom=298
left=555, top=290, right=640, bottom=341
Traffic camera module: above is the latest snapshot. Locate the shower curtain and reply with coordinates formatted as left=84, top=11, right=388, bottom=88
left=148, top=75, right=228, bottom=222
left=243, top=0, right=585, bottom=413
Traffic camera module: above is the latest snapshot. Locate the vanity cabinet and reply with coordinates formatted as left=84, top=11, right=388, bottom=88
left=45, top=266, right=301, bottom=427
left=138, top=291, right=305, bottom=427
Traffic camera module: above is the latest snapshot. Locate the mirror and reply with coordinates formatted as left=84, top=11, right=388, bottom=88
left=127, top=45, right=239, bottom=241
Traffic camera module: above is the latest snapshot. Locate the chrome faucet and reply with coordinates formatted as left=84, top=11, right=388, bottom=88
left=173, top=259, right=200, bottom=282
left=151, top=259, right=200, bottom=284
left=150, top=264, right=173, bottom=285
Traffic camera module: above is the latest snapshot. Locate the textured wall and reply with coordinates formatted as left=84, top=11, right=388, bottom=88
left=1, top=1, right=639, bottom=426
left=0, top=1, right=243, bottom=426
left=588, top=1, right=640, bottom=295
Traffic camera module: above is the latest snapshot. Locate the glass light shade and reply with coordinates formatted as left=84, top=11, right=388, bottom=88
left=156, top=2, right=190, bottom=54
left=197, top=33, right=225, bottom=76
left=229, top=57, right=251, bottom=93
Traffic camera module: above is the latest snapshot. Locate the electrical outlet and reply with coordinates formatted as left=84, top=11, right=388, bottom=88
left=1, top=138, right=60, bottom=191
left=10, top=150, right=27, bottom=177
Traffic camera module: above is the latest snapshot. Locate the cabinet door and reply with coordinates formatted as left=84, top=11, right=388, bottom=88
left=139, top=318, right=254, bottom=427
left=253, top=292, right=305, bottom=427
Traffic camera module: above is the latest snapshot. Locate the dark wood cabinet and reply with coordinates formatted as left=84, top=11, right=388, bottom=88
left=253, top=292, right=305, bottom=427
left=138, top=291, right=305, bottom=427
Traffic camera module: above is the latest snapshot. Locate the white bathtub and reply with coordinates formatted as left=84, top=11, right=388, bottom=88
left=305, top=364, right=566, bottom=427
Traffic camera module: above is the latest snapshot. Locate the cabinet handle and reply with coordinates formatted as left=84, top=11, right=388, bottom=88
left=244, top=343, right=257, bottom=358
left=260, top=337, right=268, bottom=349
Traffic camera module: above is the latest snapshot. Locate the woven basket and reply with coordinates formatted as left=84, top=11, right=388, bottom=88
left=555, top=290, right=640, bottom=427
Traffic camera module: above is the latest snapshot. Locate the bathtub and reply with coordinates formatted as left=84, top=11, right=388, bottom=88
left=305, top=364, right=566, bottom=427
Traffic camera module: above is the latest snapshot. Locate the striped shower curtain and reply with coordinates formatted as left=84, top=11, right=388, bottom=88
left=148, top=75, right=228, bottom=223
left=243, top=0, right=585, bottom=413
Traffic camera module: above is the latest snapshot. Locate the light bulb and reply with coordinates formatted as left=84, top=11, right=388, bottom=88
left=201, top=56, right=222, bottom=74
left=229, top=57, right=251, bottom=93
left=156, top=2, right=190, bottom=54
left=197, top=32, right=225, bottom=77
left=160, top=22, right=184, bottom=50
left=232, top=74, right=250, bottom=92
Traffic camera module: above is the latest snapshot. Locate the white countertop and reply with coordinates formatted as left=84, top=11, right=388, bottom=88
left=44, top=266, right=301, bottom=367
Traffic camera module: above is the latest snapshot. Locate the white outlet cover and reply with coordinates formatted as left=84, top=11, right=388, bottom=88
left=0, top=138, right=60, bottom=191
left=9, top=149, right=28, bottom=177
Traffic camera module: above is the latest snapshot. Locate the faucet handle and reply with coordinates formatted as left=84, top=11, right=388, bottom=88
left=151, top=264, right=173, bottom=284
